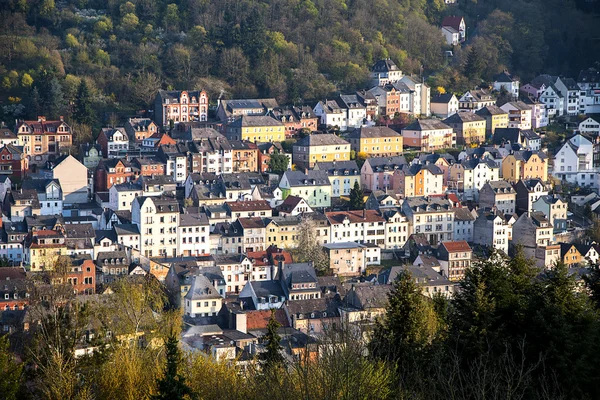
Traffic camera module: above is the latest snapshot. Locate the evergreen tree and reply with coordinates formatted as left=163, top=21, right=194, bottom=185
left=259, top=311, right=284, bottom=369
left=464, top=46, right=485, bottom=81
left=0, top=336, right=23, bottom=400
left=349, top=181, right=365, bottom=210
left=29, top=85, right=42, bottom=119
left=153, top=335, right=192, bottom=400
left=73, top=79, right=94, bottom=125
left=43, top=77, right=66, bottom=119
left=267, top=151, right=289, bottom=174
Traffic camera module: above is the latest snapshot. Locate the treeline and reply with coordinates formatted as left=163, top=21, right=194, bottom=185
left=3, top=250, right=600, bottom=399
left=1, top=0, right=597, bottom=127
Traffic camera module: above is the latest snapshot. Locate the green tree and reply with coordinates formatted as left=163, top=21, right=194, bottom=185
left=0, top=335, right=23, bottom=400
left=267, top=151, right=289, bottom=174
left=153, top=335, right=192, bottom=400
left=21, top=73, right=33, bottom=87
left=163, top=4, right=180, bottom=33
left=464, top=46, right=485, bottom=81
left=294, top=216, right=329, bottom=273
left=43, top=77, right=66, bottom=119
left=348, top=181, right=365, bottom=210
left=259, top=311, right=284, bottom=369
left=73, top=79, right=94, bottom=125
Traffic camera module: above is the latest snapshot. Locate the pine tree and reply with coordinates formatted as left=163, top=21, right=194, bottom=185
left=73, top=80, right=94, bottom=125
left=0, top=336, right=23, bottom=400
left=43, top=77, right=66, bottom=119
left=349, top=181, right=365, bottom=210
left=464, top=46, right=485, bottom=81
left=29, top=86, right=43, bottom=119
left=260, top=311, right=284, bottom=369
left=153, top=335, right=192, bottom=400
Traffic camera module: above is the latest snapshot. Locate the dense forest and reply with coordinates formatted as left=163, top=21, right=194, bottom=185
left=4, top=250, right=600, bottom=399
left=0, top=0, right=598, bottom=127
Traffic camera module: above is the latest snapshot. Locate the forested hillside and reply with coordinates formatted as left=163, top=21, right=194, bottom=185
left=0, top=0, right=598, bottom=126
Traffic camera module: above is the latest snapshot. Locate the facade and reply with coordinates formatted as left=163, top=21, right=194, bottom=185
left=125, top=118, right=159, bottom=143
left=401, top=119, right=455, bottom=151
left=430, top=94, right=459, bottom=118
left=514, top=179, right=549, bottom=214
left=216, top=98, right=278, bottom=122
left=361, top=155, right=408, bottom=192
left=313, top=161, right=360, bottom=197
left=292, top=134, right=350, bottom=169
left=326, top=210, right=386, bottom=247
left=553, top=134, right=594, bottom=187
left=398, top=75, right=431, bottom=116
left=0, top=144, right=27, bottom=179
left=97, top=127, right=129, bottom=158
left=579, top=117, right=600, bottom=136
left=475, top=105, right=508, bottom=137
left=473, top=210, right=510, bottom=254
left=452, top=208, right=475, bottom=242
left=370, top=59, right=403, bottom=86
left=95, top=159, right=136, bottom=193
left=131, top=196, right=180, bottom=257
left=441, top=16, right=466, bottom=42
left=493, top=70, right=520, bottom=98
left=323, top=242, right=366, bottom=276
left=225, top=115, right=285, bottom=143
left=448, top=158, right=500, bottom=200
left=500, top=101, right=533, bottom=130
left=479, top=181, right=517, bottom=215
left=154, top=90, right=208, bottom=127
left=501, top=150, right=548, bottom=182
left=50, top=155, right=88, bottom=204
left=16, top=116, right=72, bottom=163
left=401, top=197, right=454, bottom=245
left=279, top=170, right=332, bottom=208
left=458, top=89, right=495, bottom=112
left=393, top=164, right=445, bottom=198
left=345, top=126, right=403, bottom=157
left=437, top=241, right=472, bottom=281
left=443, top=112, right=486, bottom=146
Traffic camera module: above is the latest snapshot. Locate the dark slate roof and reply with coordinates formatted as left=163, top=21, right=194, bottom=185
left=295, top=134, right=349, bottom=147
left=345, top=126, right=400, bottom=139
left=431, top=93, right=455, bottom=104
left=493, top=70, right=517, bottom=83
left=371, top=59, right=400, bottom=73
left=283, top=170, right=330, bottom=186
left=403, top=119, right=451, bottom=131
left=443, top=112, right=485, bottom=124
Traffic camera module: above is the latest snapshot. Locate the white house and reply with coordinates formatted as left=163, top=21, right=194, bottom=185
left=370, top=59, right=403, bottom=87
left=441, top=26, right=460, bottom=46
left=177, top=213, right=210, bottom=257
left=579, top=117, right=600, bottom=136
left=131, top=195, right=179, bottom=258
left=109, top=182, right=142, bottom=211
left=577, top=68, right=600, bottom=114
left=500, top=101, right=532, bottom=130
left=398, top=76, right=431, bottom=117
left=539, top=85, right=564, bottom=119
left=553, top=134, right=595, bottom=187
left=493, top=70, right=520, bottom=99
left=313, top=100, right=347, bottom=130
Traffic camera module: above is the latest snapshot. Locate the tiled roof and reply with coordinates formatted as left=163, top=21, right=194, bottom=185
left=441, top=240, right=471, bottom=253
left=326, top=210, right=385, bottom=224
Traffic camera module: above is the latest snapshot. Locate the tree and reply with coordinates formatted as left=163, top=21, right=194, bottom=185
left=0, top=336, right=23, bottom=400
left=42, top=77, right=66, bottom=119
left=73, top=80, right=94, bottom=126
left=348, top=181, right=364, bottom=210
left=294, top=216, right=329, bottom=273
left=464, top=46, right=485, bottom=81
left=267, top=151, right=289, bottom=174
left=259, top=311, right=284, bottom=369
left=163, top=4, right=180, bottom=33
left=153, top=336, right=192, bottom=400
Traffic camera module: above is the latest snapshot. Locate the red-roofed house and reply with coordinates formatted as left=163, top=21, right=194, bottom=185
left=277, top=195, right=313, bottom=216
left=245, top=309, right=290, bottom=331
left=16, top=116, right=73, bottom=163
left=326, top=210, right=386, bottom=247
left=441, top=16, right=465, bottom=43
left=225, top=200, right=273, bottom=220
left=437, top=240, right=472, bottom=281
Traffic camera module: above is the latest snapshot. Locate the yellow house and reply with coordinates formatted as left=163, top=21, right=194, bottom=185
left=25, top=229, right=68, bottom=272
left=475, top=105, right=508, bottom=138
left=292, top=134, right=350, bottom=169
left=346, top=126, right=403, bottom=157
left=225, top=115, right=285, bottom=143
left=393, top=163, right=445, bottom=198
left=264, top=216, right=302, bottom=249
left=443, top=112, right=486, bottom=145
left=502, top=150, right=548, bottom=182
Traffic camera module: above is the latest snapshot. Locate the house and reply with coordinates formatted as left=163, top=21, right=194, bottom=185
left=579, top=116, right=600, bottom=136
left=443, top=112, right=486, bottom=146
left=514, top=179, right=549, bottom=214
left=141, top=132, right=176, bottom=152
left=398, top=75, right=431, bottom=116
left=16, top=116, right=72, bottom=163
left=511, top=212, right=553, bottom=260
left=0, top=268, right=28, bottom=311
left=431, top=94, right=459, bottom=118
left=313, top=160, right=360, bottom=197
left=521, top=74, right=556, bottom=100
left=475, top=105, right=508, bottom=137
left=342, top=283, right=390, bottom=323
left=370, top=59, right=403, bottom=86
left=0, top=144, right=27, bottom=179
left=125, top=118, right=159, bottom=143
left=493, top=128, right=541, bottom=151
left=401, top=119, right=455, bottom=151
left=345, top=126, right=403, bottom=157
left=95, top=158, right=136, bottom=193
left=263, top=216, right=302, bottom=249
left=437, top=241, right=472, bottom=281
left=216, top=98, right=278, bottom=122
left=441, top=16, right=465, bottom=42
left=441, top=26, right=460, bottom=46
left=323, top=242, right=367, bottom=276
left=384, top=265, right=456, bottom=298
left=452, top=207, right=475, bottom=242
left=393, top=163, right=445, bottom=198
left=401, top=196, right=455, bottom=245
left=154, top=90, right=209, bottom=126
left=521, top=96, right=549, bottom=129
left=577, top=67, right=600, bottom=114
left=313, top=100, right=347, bottom=130
left=189, top=134, right=233, bottom=174
left=286, top=294, right=342, bottom=335
left=0, top=175, right=11, bottom=203
left=269, top=106, right=319, bottom=137
left=96, top=127, right=129, bottom=158
left=238, top=280, right=286, bottom=311
left=553, top=134, right=594, bottom=187
left=225, top=115, right=285, bottom=143
left=3, top=189, right=40, bottom=221
left=554, top=77, right=581, bottom=116
left=337, top=93, right=369, bottom=128
left=257, top=142, right=286, bottom=173
left=0, top=128, right=20, bottom=147
left=24, top=229, right=68, bottom=271
left=131, top=157, right=165, bottom=177
left=184, top=274, right=222, bottom=319
left=560, top=243, right=585, bottom=267
left=79, top=143, right=102, bottom=169
left=279, top=170, right=332, bottom=208
left=225, top=200, right=272, bottom=221
left=279, top=262, right=321, bottom=301
left=368, top=84, right=409, bottom=118
left=531, top=195, right=568, bottom=233
left=501, top=150, right=548, bottom=182
left=500, top=101, right=532, bottom=130
left=157, top=144, right=188, bottom=184
left=473, top=210, right=510, bottom=254
left=492, top=70, right=520, bottom=99
left=49, top=155, right=88, bottom=204
left=539, top=84, right=564, bottom=118
left=479, top=180, right=517, bottom=215
left=448, top=157, right=500, bottom=200
left=382, top=208, right=411, bottom=249
left=326, top=210, right=386, bottom=247
left=361, top=155, right=408, bottom=192
left=229, top=141, right=258, bottom=173
left=292, top=134, right=350, bottom=169
left=458, top=89, right=495, bottom=112
left=277, top=195, right=313, bottom=216
left=131, top=195, right=179, bottom=258
left=177, top=213, right=210, bottom=256
left=412, top=153, right=455, bottom=186
left=21, top=179, right=63, bottom=216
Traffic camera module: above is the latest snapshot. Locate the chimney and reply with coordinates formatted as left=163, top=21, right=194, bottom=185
left=277, top=259, right=285, bottom=280
left=363, top=209, right=366, bottom=218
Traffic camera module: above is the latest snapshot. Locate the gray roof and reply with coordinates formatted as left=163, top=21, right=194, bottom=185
left=453, top=207, right=475, bottom=221
left=228, top=115, right=284, bottom=128
left=475, top=105, right=507, bottom=116
left=114, top=223, right=140, bottom=236
left=403, top=119, right=451, bottom=131
left=184, top=274, right=221, bottom=301
left=295, top=134, right=349, bottom=147
left=372, top=59, right=400, bottom=73
left=431, top=93, right=456, bottom=104
left=345, top=126, right=401, bottom=139
left=443, top=112, right=485, bottom=124
left=249, top=280, right=286, bottom=299
left=281, top=262, right=318, bottom=287
left=323, top=242, right=366, bottom=250
left=484, top=180, right=515, bottom=193
left=366, top=155, right=408, bottom=172
left=179, top=213, right=209, bottom=227
left=283, top=170, right=331, bottom=186
left=313, top=160, right=360, bottom=176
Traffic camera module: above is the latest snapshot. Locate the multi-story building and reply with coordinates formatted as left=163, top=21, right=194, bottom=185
left=79, top=143, right=102, bottom=169
left=402, top=197, right=454, bottom=245
left=492, top=70, right=520, bottom=98
left=579, top=116, right=600, bottom=136
left=292, top=134, right=350, bottom=169
left=125, top=118, right=159, bottom=143
left=382, top=209, right=411, bottom=249
left=230, top=141, right=259, bottom=173
left=449, top=157, right=500, bottom=200
left=368, top=84, right=407, bottom=118
left=521, top=96, right=548, bottom=129
left=430, top=94, right=459, bottom=118
left=326, top=210, right=386, bottom=247
left=0, top=267, right=28, bottom=311
left=501, top=150, right=548, bottom=182
left=479, top=180, right=517, bottom=215
left=401, top=119, right=455, bottom=151
left=49, top=155, right=89, bottom=204
left=0, top=144, right=27, bottom=179
left=346, top=126, right=403, bottom=157
left=131, top=157, right=165, bottom=177
left=213, top=254, right=255, bottom=294
left=361, top=155, right=408, bottom=192
left=154, top=90, right=209, bottom=126
left=500, top=101, right=532, bottom=130
left=437, top=241, right=472, bottom=281
left=22, top=179, right=63, bottom=216
left=95, top=158, right=136, bottom=192
left=473, top=210, right=510, bottom=254
left=257, top=142, right=285, bottom=173
left=157, top=144, right=188, bottom=185
left=177, top=213, right=210, bottom=256
left=216, top=98, right=278, bottom=122
left=514, top=179, right=549, bottom=214
left=269, top=106, right=319, bottom=138
left=323, top=242, right=367, bottom=276
left=131, top=195, right=180, bottom=257
left=443, top=112, right=486, bottom=146
left=458, top=89, right=495, bottom=112
left=532, top=195, right=568, bottom=234
left=184, top=274, right=223, bottom=318
left=313, top=160, right=360, bottom=197
left=553, top=134, right=595, bottom=187
left=370, top=59, right=403, bottom=86
left=24, top=229, right=68, bottom=271
left=475, top=105, right=508, bottom=138
left=225, top=115, right=285, bottom=143
left=97, top=127, right=129, bottom=158
left=313, top=99, right=347, bottom=129
left=264, top=216, right=302, bottom=249
left=511, top=212, right=553, bottom=259
left=16, top=116, right=72, bottom=163
left=398, top=75, right=431, bottom=116
left=577, top=67, right=600, bottom=114
left=279, top=170, right=332, bottom=208
left=453, top=208, right=475, bottom=242
left=393, top=163, right=445, bottom=198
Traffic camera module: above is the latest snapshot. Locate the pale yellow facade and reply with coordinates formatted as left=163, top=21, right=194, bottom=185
left=502, top=153, right=548, bottom=182
left=356, top=136, right=403, bottom=157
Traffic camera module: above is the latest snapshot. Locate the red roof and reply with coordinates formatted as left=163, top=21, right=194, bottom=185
left=247, top=248, right=293, bottom=266
left=34, top=229, right=62, bottom=237
left=227, top=200, right=271, bottom=212
left=326, top=210, right=385, bottom=224
left=441, top=240, right=471, bottom=253
left=246, top=309, right=290, bottom=330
